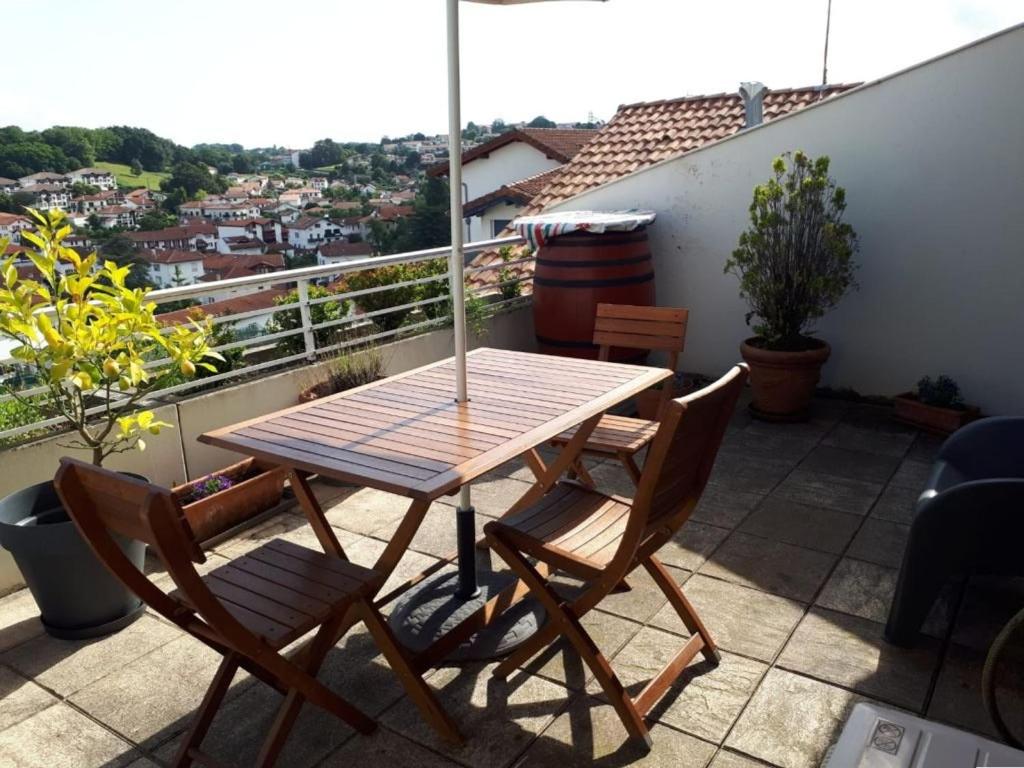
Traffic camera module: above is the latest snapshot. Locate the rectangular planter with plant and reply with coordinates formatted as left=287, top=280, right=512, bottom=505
left=894, top=375, right=980, bottom=434
left=173, top=458, right=289, bottom=543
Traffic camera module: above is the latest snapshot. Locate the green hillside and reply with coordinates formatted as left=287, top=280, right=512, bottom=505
left=95, top=161, right=169, bottom=190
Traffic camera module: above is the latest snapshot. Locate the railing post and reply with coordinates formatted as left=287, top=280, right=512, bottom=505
left=296, top=279, right=316, bottom=361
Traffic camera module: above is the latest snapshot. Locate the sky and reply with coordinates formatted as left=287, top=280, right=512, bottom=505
left=6, top=0, right=1021, bottom=148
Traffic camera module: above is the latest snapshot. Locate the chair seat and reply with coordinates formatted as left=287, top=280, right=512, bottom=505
left=173, top=539, right=378, bottom=649
left=489, top=482, right=633, bottom=576
left=552, top=414, right=659, bottom=455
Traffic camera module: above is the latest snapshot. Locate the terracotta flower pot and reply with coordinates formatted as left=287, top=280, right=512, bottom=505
left=892, top=393, right=980, bottom=435
left=740, top=338, right=831, bottom=422
left=173, top=458, right=287, bottom=542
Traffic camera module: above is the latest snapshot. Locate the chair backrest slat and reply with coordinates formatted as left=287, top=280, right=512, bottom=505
left=592, top=304, right=688, bottom=359
left=609, top=365, right=748, bottom=572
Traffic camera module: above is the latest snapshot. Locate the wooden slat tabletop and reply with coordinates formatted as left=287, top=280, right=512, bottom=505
left=199, top=348, right=670, bottom=500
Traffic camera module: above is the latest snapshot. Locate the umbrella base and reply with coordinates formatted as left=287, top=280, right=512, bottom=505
left=388, top=563, right=545, bottom=664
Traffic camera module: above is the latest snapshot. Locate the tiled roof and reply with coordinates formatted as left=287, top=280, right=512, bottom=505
left=463, top=167, right=564, bottom=217
left=427, top=127, right=598, bottom=177
left=128, top=226, right=196, bottom=243
left=216, top=217, right=272, bottom=228
left=69, top=167, right=114, bottom=176
left=526, top=84, right=859, bottom=213
left=375, top=205, right=414, bottom=222
left=318, top=241, right=372, bottom=259
left=203, top=253, right=285, bottom=274
left=0, top=213, right=31, bottom=226
left=138, top=248, right=205, bottom=264
left=466, top=83, right=859, bottom=292
left=0, top=177, right=20, bottom=185
left=157, top=288, right=288, bottom=325
left=288, top=216, right=327, bottom=230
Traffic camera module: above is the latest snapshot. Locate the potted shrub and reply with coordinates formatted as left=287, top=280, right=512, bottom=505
left=0, top=209, right=220, bottom=638
left=725, top=151, right=858, bottom=421
left=894, top=375, right=980, bottom=434
left=172, top=459, right=288, bottom=542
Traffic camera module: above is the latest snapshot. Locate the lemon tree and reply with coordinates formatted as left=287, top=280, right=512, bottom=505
left=0, top=209, right=221, bottom=465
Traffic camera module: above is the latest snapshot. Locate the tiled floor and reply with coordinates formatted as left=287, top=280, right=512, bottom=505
left=0, top=399, right=1022, bottom=767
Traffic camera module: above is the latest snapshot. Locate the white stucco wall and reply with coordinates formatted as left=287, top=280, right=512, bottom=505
left=548, top=24, right=1024, bottom=416
left=462, top=141, right=562, bottom=202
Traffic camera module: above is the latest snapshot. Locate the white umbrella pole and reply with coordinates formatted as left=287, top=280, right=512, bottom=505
left=446, top=0, right=479, bottom=598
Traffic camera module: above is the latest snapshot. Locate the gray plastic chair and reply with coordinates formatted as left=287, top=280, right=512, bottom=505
left=885, top=417, right=1024, bottom=646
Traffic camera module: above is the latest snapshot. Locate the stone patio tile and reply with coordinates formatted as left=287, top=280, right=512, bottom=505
left=889, top=458, right=932, bottom=491
left=691, top=487, right=764, bottom=530
left=699, top=532, right=836, bottom=602
left=816, top=558, right=897, bottom=624
left=659, top=521, right=731, bottom=572
left=435, top=475, right=537, bottom=519
left=928, top=643, right=1024, bottom=739
left=602, top=629, right=766, bottom=743
left=726, top=668, right=864, bottom=768
left=69, top=634, right=244, bottom=750
left=822, top=423, right=915, bottom=458
left=708, top=455, right=792, bottom=496
left=552, top=563, right=672, bottom=625
left=0, top=587, right=45, bottom=654
left=0, top=702, right=142, bottom=767
left=323, top=725, right=463, bottom=767
left=905, top=433, right=944, bottom=464
left=381, top=663, right=568, bottom=768
left=0, top=665, right=58, bottom=732
left=650, top=574, right=805, bottom=663
left=772, top=469, right=881, bottom=516
left=840, top=404, right=915, bottom=435
left=323, top=487, right=417, bottom=536
left=2, top=614, right=180, bottom=698
left=512, top=694, right=717, bottom=768
left=515, top=609, right=642, bottom=691
left=342, top=534, right=446, bottom=603
left=777, top=608, right=941, bottom=710
left=738, top=497, right=861, bottom=555
left=846, top=518, right=910, bottom=569
left=212, top=510, right=361, bottom=559
left=309, top=479, right=357, bottom=508
left=370, top=504, right=464, bottom=559
left=585, top=461, right=641, bottom=499
left=868, top=483, right=919, bottom=524
left=708, top=749, right=775, bottom=768
left=798, top=445, right=900, bottom=485
left=477, top=456, right=543, bottom=484
left=951, top=576, right=1024, bottom=653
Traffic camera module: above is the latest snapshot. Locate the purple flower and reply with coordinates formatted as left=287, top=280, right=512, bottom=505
left=189, top=473, right=234, bottom=502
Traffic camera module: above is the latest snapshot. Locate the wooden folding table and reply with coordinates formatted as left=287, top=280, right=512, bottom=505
left=200, top=347, right=670, bottom=666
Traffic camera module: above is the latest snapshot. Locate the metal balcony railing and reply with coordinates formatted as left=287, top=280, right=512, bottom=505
left=0, top=235, right=529, bottom=443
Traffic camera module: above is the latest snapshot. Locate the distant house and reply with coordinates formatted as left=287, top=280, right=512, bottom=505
left=0, top=178, right=18, bottom=196
left=138, top=249, right=205, bottom=288
left=309, top=177, right=328, bottom=191
left=91, top=205, right=139, bottom=229
left=317, top=240, right=373, bottom=267
left=18, top=172, right=69, bottom=189
left=286, top=216, right=345, bottom=250
left=24, top=184, right=72, bottom=211
left=198, top=253, right=285, bottom=304
left=0, top=213, right=32, bottom=243
left=427, top=127, right=597, bottom=241
left=279, top=187, right=322, bottom=207
left=179, top=199, right=259, bottom=221
left=128, top=223, right=215, bottom=252
left=66, top=167, right=117, bottom=191
left=125, top=188, right=160, bottom=211
left=157, top=288, right=288, bottom=332
left=268, top=202, right=303, bottom=224
left=75, top=189, right=125, bottom=214
left=215, top=218, right=282, bottom=252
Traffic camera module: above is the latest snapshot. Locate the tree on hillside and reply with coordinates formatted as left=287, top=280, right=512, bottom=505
left=0, top=192, right=35, bottom=214
left=130, top=158, right=143, bottom=176
left=161, top=161, right=227, bottom=199
left=136, top=210, right=178, bottom=231
left=491, top=119, right=508, bottom=134
left=40, top=126, right=97, bottom=168
left=527, top=115, right=556, bottom=128
left=300, top=139, right=344, bottom=170
left=402, top=175, right=450, bottom=252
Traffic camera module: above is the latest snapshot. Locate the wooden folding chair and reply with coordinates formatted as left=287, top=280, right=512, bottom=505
left=551, top=303, right=689, bottom=487
left=485, top=364, right=747, bottom=747
left=54, top=458, right=460, bottom=768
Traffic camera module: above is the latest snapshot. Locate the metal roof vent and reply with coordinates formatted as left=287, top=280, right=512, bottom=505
left=739, top=82, right=768, bottom=128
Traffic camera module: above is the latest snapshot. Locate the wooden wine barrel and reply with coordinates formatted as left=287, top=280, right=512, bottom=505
left=532, top=228, right=655, bottom=361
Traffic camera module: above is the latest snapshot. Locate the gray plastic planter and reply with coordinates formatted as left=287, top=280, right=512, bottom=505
left=0, top=478, right=146, bottom=639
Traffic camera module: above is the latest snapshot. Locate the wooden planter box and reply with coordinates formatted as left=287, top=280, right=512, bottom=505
left=173, top=458, right=288, bottom=542
left=892, top=393, right=980, bottom=435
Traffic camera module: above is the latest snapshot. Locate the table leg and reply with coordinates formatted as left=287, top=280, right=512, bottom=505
left=289, top=470, right=346, bottom=558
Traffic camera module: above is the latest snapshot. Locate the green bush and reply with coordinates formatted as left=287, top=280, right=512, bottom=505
left=725, top=151, right=858, bottom=350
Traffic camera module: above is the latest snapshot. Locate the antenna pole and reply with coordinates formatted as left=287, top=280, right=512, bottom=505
left=822, top=0, right=833, bottom=86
